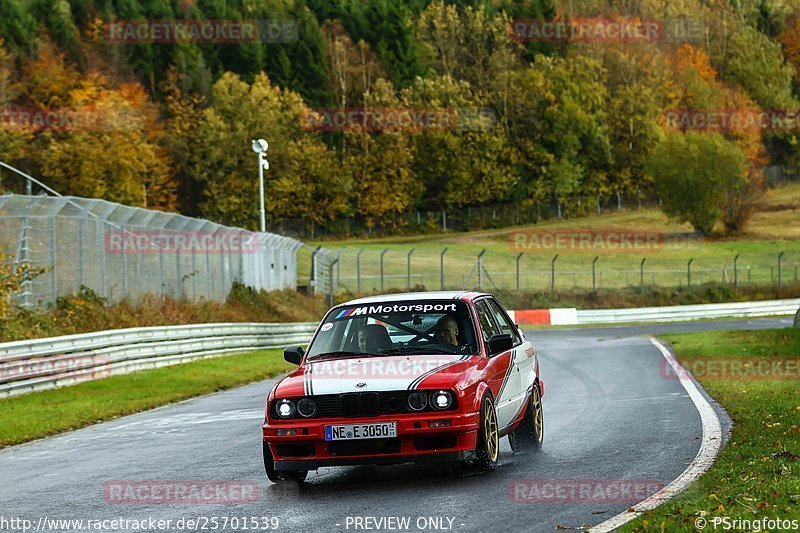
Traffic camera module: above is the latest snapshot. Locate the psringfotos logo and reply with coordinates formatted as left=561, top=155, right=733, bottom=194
left=509, top=229, right=694, bottom=254
left=103, top=480, right=260, bottom=504
left=509, top=479, right=665, bottom=503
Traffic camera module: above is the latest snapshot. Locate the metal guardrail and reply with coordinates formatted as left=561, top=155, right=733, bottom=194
left=0, top=323, right=317, bottom=397
left=576, top=299, right=800, bottom=325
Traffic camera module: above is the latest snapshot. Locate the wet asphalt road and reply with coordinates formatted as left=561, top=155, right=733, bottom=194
left=0, top=317, right=790, bottom=533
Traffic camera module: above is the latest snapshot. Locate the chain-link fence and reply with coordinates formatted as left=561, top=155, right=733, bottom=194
left=0, top=194, right=302, bottom=307
left=309, top=245, right=800, bottom=295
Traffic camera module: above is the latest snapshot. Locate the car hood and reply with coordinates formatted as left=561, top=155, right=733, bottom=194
left=275, top=354, right=472, bottom=397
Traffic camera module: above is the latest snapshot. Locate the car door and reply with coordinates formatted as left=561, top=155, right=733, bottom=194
left=485, top=298, right=531, bottom=429
left=474, top=298, right=519, bottom=429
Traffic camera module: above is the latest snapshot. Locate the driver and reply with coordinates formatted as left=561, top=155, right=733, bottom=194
left=434, top=315, right=460, bottom=347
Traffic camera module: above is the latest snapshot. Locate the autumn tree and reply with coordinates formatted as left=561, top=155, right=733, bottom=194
left=0, top=39, right=28, bottom=172
left=21, top=40, right=175, bottom=209
left=415, top=1, right=520, bottom=97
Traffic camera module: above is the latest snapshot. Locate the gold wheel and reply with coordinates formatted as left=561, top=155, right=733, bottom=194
left=484, top=398, right=499, bottom=462
left=532, top=385, right=543, bottom=443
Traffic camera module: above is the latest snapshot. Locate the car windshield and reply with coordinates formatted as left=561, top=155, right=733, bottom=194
left=306, top=300, right=478, bottom=358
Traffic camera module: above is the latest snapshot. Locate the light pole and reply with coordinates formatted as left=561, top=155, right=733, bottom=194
left=251, top=139, right=269, bottom=232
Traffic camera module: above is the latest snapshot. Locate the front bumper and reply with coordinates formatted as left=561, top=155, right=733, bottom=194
left=263, top=411, right=479, bottom=470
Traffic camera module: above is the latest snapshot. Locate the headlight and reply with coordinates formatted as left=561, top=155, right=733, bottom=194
left=408, top=391, right=428, bottom=411
left=431, top=390, right=453, bottom=410
left=297, top=398, right=317, bottom=417
left=275, top=399, right=295, bottom=418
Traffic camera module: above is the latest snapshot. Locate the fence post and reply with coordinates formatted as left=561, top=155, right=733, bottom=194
left=50, top=217, right=58, bottom=299
left=778, top=251, right=785, bottom=293
left=592, top=256, right=599, bottom=292
left=551, top=254, right=559, bottom=292
left=310, top=245, right=321, bottom=293
left=640, top=257, right=646, bottom=292
left=477, top=249, right=486, bottom=289
left=380, top=248, right=388, bottom=290
left=442, top=211, right=447, bottom=232
left=407, top=248, right=415, bottom=289
left=733, top=253, right=740, bottom=288
left=440, top=247, right=448, bottom=290
left=335, top=247, right=347, bottom=292
left=687, top=258, right=694, bottom=288
left=328, top=258, right=338, bottom=307
left=516, top=252, right=523, bottom=291
left=356, top=248, right=365, bottom=292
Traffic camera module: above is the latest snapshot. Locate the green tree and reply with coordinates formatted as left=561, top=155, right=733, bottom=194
left=648, top=132, right=747, bottom=235
left=193, top=72, right=348, bottom=229
left=403, top=75, right=516, bottom=210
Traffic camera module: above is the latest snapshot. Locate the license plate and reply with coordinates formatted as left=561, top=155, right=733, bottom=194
left=325, top=422, right=397, bottom=441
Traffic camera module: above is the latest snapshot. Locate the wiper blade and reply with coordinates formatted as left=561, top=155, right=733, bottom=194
left=307, top=351, right=364, bottom=361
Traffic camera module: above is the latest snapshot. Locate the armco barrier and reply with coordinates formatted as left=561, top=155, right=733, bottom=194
left=3, top=298, right=797, bottom=398
left=0, top=323, right=317, bottom=397
left=511, top=298, right=800, bottom=326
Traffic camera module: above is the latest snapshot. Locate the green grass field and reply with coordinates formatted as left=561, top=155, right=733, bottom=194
left=305, top=184, right=800, bottom=293
left=622, top=328, right=800, bottom=531
left=0, top=349, right=292, bottom=448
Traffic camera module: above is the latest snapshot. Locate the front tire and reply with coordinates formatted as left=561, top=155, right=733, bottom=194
left=508, top=381, right=544, bottom=454
left=471, top=394, right=500, bottom=471
left=263, top=442, right=308, bottom=483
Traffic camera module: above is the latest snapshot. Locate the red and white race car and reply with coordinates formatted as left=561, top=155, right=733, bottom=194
left=262, top=291, right=544, bottom=483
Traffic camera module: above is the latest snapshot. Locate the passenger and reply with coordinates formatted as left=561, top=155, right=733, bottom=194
left=357, top=324, right=392, bottom=353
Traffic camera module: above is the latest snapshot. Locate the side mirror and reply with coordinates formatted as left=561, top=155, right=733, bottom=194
left=488, top=333, right=513, bottom=355
left=284, top=346, right=305, bottom=365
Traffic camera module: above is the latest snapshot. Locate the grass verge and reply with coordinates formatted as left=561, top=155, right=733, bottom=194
left=621, top=328, right=800, bottom=531
left=0, top=349, right=292, bottom=449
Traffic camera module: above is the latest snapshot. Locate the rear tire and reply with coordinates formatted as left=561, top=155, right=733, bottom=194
left=263, top=442, right=308, bottom=483
left=508, top=382, right=544, bottom=454
left=470, top=394, right=500, bottom=471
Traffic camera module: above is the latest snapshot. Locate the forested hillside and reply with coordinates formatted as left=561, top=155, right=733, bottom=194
left=0, top=0, right=798, bottom=235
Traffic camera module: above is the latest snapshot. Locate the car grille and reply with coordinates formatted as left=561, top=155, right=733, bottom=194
left=272, top=390, right=457, bottom=419
left=316, top=391, right=415, bottom=418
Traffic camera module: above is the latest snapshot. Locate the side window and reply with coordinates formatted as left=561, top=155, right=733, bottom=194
left=474, top=300, right=500, bottom=343
left=487, top=299, right=520, bottom=343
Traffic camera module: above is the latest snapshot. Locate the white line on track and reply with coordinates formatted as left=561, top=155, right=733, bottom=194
left=589, top=337, right=723, bottom=532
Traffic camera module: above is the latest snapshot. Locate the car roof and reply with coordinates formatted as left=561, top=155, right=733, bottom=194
left=341, top=291, right=488, bottom=306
